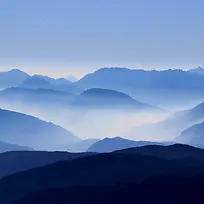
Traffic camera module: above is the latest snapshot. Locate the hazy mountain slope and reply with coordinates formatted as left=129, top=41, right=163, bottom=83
left=14, top=174, right=204, bottom=204
left=0, top=69, right=30, bottom=89
left=87, top=137, right=166, bottom=152
left=19, top=76, right=53, bottom=89
left=32, top=74, right=71, bottom=86
left=0, top=109, right=79, bottom=150
left=179, top=122, right=204, bottom=147
left=1, top=144, right=204, bottom=203
left=72, top=88, right=158, bottom=111
left=0, top=141, right=32, bottom=153
left=128, top=101, right=204, bottom=141
left=65, top=139, right=100, bottom=152
left=0, top=87, right=76, bottom=106
left=0, top=151, right=95, bottom=178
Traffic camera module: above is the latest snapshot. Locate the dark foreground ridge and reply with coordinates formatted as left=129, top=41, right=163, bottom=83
left=1, top=144, right=204, bottom=203
left=15, top=174, right=204, bottom=204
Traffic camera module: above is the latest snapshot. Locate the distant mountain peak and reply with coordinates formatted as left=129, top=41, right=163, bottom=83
left=189, top=66, right=204, bottom=74
left=87, top=137, right=166, bottom=153
left=9, top=68, right=25, bottom=73
left=66, top=75, right=77, bottom=82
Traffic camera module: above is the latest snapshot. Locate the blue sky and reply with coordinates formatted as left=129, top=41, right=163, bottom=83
left=0, top=0, right=204, bottom=78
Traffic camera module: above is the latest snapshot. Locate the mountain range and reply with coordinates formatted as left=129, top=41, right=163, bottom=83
left=1, top=144, right=204, bottom=204
left=2, top=67, right=204, bottom=107
left=77, top=67, right=204, bottom=107
left=19, top=75, right=83, bottom=94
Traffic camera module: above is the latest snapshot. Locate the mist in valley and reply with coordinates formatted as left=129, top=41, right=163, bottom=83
left=0, top=99, right=177, bottom=141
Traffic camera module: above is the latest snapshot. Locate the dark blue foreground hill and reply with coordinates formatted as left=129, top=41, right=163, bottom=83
left=1, top=144, right=204, bottom=204
left=0, top=151, right=95, bottom=178
left=14, top=174, right=204, bottom=204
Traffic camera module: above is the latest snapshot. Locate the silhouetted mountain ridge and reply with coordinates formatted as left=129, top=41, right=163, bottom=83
left=1, top=144, right=204, bottom=203
left=0, top=151, right=95, bottom=178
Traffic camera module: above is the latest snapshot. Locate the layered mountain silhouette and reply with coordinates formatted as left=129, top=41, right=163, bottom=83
left=78, top=67, right=204, bottom=90
left=0, top=151, right=95, bottom=178
left=1, top=144, right=204, bottom=204
left=0, top=109, right=79, bottom=150
left=87, top=137, right=166, bottom=152
left=19, top=75, right=83, bottom=94
left=77, top=68, right=204, bottom=106
left=72, top=88, right=158, bottom=111
left=0, top=69, right=30, bottom=90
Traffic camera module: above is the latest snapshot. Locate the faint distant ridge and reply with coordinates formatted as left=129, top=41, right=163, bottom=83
left=87, top=136, right=167, bottom=152
left=32, top=74, right=72, bottom=85
left=179, top=121, right=204, bottom=148
left=188, top=66, right=204, bottom=75
left=0, top=141, right=33, bottom=153
left=19, top=75, right=52, bottom=89
left=77, top=67, right=204, bottom=106
left=66, top=75, right=78, bottom=82
left=77, top=67, right=200, bottom=90
left=72, top=88, right=158, bottom=110
left=19, top=75, right=83, bottom=94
